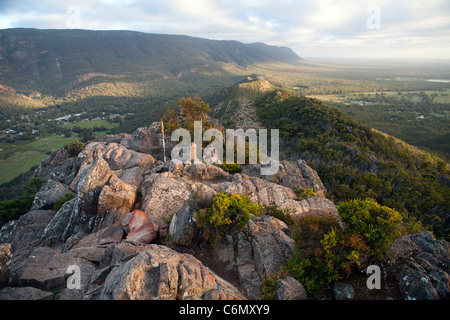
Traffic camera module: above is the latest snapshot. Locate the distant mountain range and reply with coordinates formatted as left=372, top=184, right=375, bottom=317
left=0, top=28, right=302, bottom=95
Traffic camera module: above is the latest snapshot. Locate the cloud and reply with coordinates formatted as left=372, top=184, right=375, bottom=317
left=0, top=0, right=449, bottom=59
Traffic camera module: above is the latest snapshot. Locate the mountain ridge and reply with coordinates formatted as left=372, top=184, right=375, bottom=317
left=0, top=28, right=302, bottom=96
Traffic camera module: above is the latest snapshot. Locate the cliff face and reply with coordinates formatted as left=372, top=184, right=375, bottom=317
left=0, top=125, right=448, bottom=300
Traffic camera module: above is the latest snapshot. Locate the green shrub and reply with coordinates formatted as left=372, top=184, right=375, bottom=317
left=259, top=269, right=289, bottom=300
left=0, top=177, right=44, bottom=225
left=296, top=187, right=317, bottom=200
left=194, top=192, right=261, bottom=246
left=337, top=198, right=405, bottom=258
left=222, top=162, right=241, bottom=174
left=65, top=139, right=84, bottom=157
left=53, top=193, right=75, bottom=211
left=262, top=205, right=294, bottom=226
left=283, top=199, right=406, bottom=297
left=286, top=249, right=341, bottom=298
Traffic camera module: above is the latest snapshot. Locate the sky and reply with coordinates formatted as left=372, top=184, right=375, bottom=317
left=0, top=0, right=449, bottom=59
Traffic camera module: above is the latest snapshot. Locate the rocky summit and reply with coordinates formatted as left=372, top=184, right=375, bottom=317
left=0, top=125, right=448, bottom=300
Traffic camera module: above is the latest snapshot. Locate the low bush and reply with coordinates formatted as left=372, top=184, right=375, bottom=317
left=0, top=177, right=44, bottom=225
left=296, top=187, right=317, bottom=200
left=65, top=139, right=84, bottom=157
left=282, top=198, right=406, bottom=297
left=221, top=162, right=241, bottom=174
left=194, top=192, right=261, bottom=246
left=262, top=205, right=295, bottom=226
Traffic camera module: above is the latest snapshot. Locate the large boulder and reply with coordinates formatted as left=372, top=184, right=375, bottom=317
left=100, top=244, right=245, bottom=300
left=0, top=210, right=55, bottom=253
left=97, top=175, right=137, bottom=228
left=274, top=276, right=307, bottom=300
left=41, top=198, right=76, bottom=245
left=33, top=148, right=81, bottom=186
left=0, top=286, right=54, bottom=300
left=121, top=210, right=150, bottom=234
left=140, top=172, right=192, bottom=229
left=388, top=232, right=450, bottom=300
left=8, top=246, right=96, bottom=292
left=241, top=160, right=327, bottom=197
left=31, top=179, right=74, bottom=211
left=125, top=222, right=157, bottom=245
left=71, top=141, right=155, bottom=189
left=168, top=201, right=200, bottom=246
left=119, top=127, right=162, bottom=157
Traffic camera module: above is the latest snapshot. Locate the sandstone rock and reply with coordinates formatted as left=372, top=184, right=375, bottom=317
left=31, top=179, right=74, bottom=211
left=125, top=222, right=157, bottom=244
left=41, top=198, right=76, bottom=245
left=274, top=276, right=307, bottom=300
left=71, top=157, right=114, bottom=215
left=141, top=172, right=191, bottom=229
left=242, top=160, right=327, bottom=197
left=100, top=244, right=245, bottom=300
left=99, top=242, right=150, bottom=269
left=8, top=246, right=95, bottom=292
left=71, top=225, right=124, bottom=250
left=120, top=126, right=161, bottom=155
left=97, top=175, right=137, bottom=228
left=121, top=210, right=150, bottom=234
left=0, top=210, right=55, bottom=252
left=168, top=201, right=200, bottom=246
left=188, top=163, right=231, bottom=181
left=246, top=216, right=295, bottom=280
left=34, top=148, right=81, bottom=186
left=0, top=286, right=54, bottom=300
left=389, top=232, right=450, bottom=300
left=210, top=215, right=296, bottom=299
left=71, top=141, right=154, bottom=189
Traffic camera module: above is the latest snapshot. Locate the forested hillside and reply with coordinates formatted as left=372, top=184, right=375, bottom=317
left=254, top=90, right=449, bottom=240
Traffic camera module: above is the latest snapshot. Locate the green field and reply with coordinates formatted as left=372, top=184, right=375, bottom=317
left=307, top=89, right=450, bottom=104
left=0, top=134, right=75, bottom=184
left=64, top=119, right=116, bottom=130
left=0, top=119, right=120, bottom=184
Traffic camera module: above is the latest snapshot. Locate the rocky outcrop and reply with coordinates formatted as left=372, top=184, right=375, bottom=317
left=119, top=126, right=161, bottom=155
left=211, top=172, right=338, bottom=219
left=210, top=215, right=295, bottom=299
left=31, top=180, right=74, bottom=211
left=33, top=149, right=81, bottom=186
left=0, top=125, right=386, bottom=300
left=0, top=210, right=55, bottom=252
left=140, top=172, right=192, bottom=229
left=388, top=232, right=450, bottom=300
left=241, top=160, right=327, bottom=197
